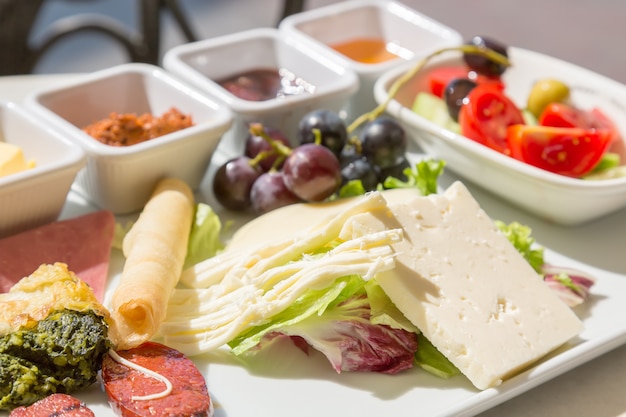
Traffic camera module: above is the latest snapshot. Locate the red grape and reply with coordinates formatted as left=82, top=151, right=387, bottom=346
left=282, top=144, right=341, bottom=202
left=244, top=126, right=291, bottom=171
left=250, top=171, right=300, bottom=214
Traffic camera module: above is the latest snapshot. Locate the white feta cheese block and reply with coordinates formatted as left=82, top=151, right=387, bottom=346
left=340, top=181, right=583, bottom=390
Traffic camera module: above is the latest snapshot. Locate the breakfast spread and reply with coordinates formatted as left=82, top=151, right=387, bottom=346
left=0, top=168, right=599, bottom=413
left=0, top=10, right=621, bottom=415
left=162, top=181, right=584, bottom=390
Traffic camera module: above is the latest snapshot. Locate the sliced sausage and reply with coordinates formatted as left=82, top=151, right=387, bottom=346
left=102, top=341, right=213, bottom=417
left=9, top=393, right=95, bottom=417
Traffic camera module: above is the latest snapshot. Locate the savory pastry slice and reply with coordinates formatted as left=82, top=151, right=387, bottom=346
left=0, top=262, right=120, bottom=411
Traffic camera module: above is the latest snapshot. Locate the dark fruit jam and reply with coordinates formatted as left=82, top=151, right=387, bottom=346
left=217, top=68, right=315, bottom=101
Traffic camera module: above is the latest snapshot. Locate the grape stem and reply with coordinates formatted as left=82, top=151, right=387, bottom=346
left=346, top=45, right=511, bottom=135
left=248, top=122, right=292, bottom=170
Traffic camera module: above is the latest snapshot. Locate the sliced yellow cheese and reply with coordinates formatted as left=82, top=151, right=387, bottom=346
left=0, top=142, right=35, bottom=178
left=226, top=187, right=423, bottom=253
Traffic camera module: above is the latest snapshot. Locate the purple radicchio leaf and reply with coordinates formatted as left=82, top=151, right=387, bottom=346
left=258, top=295, right=418, bottom=374
left=542, top=264, right=597, bottom=307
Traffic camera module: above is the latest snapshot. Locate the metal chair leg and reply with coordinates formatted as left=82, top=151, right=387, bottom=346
left=279, top=0, right=305, bottom=25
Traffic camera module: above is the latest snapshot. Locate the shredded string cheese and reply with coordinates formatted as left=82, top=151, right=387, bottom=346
left=108, top=349, right=173, bottom=401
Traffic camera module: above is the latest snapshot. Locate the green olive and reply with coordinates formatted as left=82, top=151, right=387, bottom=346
left=526, top=78, right=571, bottom=118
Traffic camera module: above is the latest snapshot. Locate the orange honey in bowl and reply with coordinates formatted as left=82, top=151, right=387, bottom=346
left=329, top=38, right=401, bottom=64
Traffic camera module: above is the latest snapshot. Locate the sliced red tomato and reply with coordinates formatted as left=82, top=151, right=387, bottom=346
left=426, top=65, right=504, bottom=98
left=507, top=124, right=613, bottom=177
left=588, top=107, right=621, bottom=146
left=459, top=84, right=525, bottom=154
left=540, top=103, right=620, bottom=148
left=538, top=102, right=594, bottom=128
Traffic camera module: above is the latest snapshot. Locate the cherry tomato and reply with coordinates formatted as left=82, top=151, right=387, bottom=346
left=507, top=124, right=613, bottom=177
left=538, top=102, right=593, bottom=128
left=426, top=66, right=503, bottom=98
left=588, top=107, right=622, bottom=146
left=459, top=84, right=525, bottom=153
left=540, top=103, right=620, bottom=147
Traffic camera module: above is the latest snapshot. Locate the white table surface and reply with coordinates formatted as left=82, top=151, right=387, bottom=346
left=2, top=74, right=626, bottom=417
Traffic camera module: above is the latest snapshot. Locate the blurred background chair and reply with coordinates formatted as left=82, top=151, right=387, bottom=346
left=0, top=0, right=306, bottom=75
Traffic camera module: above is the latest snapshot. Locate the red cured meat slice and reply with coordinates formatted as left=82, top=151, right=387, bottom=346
left=9, top=393, right=95, bottom=417
left=102, top=341, right=213, bottom=417
left=0, top=210, right=115, bottom=301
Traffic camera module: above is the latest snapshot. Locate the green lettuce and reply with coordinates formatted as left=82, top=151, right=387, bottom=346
left=228, top=275, right=418, bottom=374
left=184, top=203, right=224, bottom=268
left=495, top=221, right=544, bottom=272
left=382, top=159, right=446, bottom=195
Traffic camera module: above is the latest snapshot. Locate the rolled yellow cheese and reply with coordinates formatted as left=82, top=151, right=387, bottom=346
left=111, top=177, right=194, bottom=350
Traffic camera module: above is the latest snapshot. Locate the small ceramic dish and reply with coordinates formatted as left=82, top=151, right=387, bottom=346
left=279, top=0, right=462, bottom=119
left=0, top=101, right=86, bottom=237
left=163, top=27, right=359, bottom=155
left=373, top=46, right=626, bottom=225
left=26, top=63, right=233, bottom=214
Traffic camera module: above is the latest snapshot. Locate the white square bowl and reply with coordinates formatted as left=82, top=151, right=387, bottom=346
left=0, top=101, right=86, bottom=237
left=373, top=46, right=626, bottom=225
left=279, top=0, right=462, bottom=119
left=26, top=63, right=233, bottom=214
left=163, top=27, right=359, bottom=155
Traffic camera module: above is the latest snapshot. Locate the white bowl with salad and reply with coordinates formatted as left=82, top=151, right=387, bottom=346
left=373, top=38, right=626, bottom=225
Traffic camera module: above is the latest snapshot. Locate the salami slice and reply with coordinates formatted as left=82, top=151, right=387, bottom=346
left=9, top=393, right=95, bottom=417
left=0, top=210, right=115, bottom=301
left=102, top=341, right=213, bottom=417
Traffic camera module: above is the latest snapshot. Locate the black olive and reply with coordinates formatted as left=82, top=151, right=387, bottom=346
left=444, top=78, right=478, bottom=121
left=462, top=36, right=509, bottom=76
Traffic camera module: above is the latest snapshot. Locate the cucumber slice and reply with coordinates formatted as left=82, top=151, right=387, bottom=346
left=411, top=92, right=460, bottom=133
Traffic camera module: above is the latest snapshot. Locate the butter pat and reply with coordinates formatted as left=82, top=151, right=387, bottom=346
left=340, top=181, right=583, bottom=390
left=0, top=142, right=35, bottom=177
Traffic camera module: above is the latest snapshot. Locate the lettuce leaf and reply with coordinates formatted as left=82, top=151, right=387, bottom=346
left=414, top=334, right=460, bottom=379
left=184, top=203, right=224, bottom=269
left=382, top=159, right=446, bottom=195
left=495, top=220, right=544, bottom=272
left=228, top=275, right=418, bottom=374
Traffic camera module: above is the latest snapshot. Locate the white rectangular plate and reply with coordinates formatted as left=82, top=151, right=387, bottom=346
left=68, top=188, right=626, bottom=417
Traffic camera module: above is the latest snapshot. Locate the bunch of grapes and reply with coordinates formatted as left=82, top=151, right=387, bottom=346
left=212, top=109, right=409, bottom=215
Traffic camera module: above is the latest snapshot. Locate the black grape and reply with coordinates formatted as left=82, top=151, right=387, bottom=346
left=297, top=109, right=348, bottom=156
left=359, top=117, right=407, bottom=169
left=341, top=157, right=380, bottom=191
left=378, top=157, right=410, bottom=185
